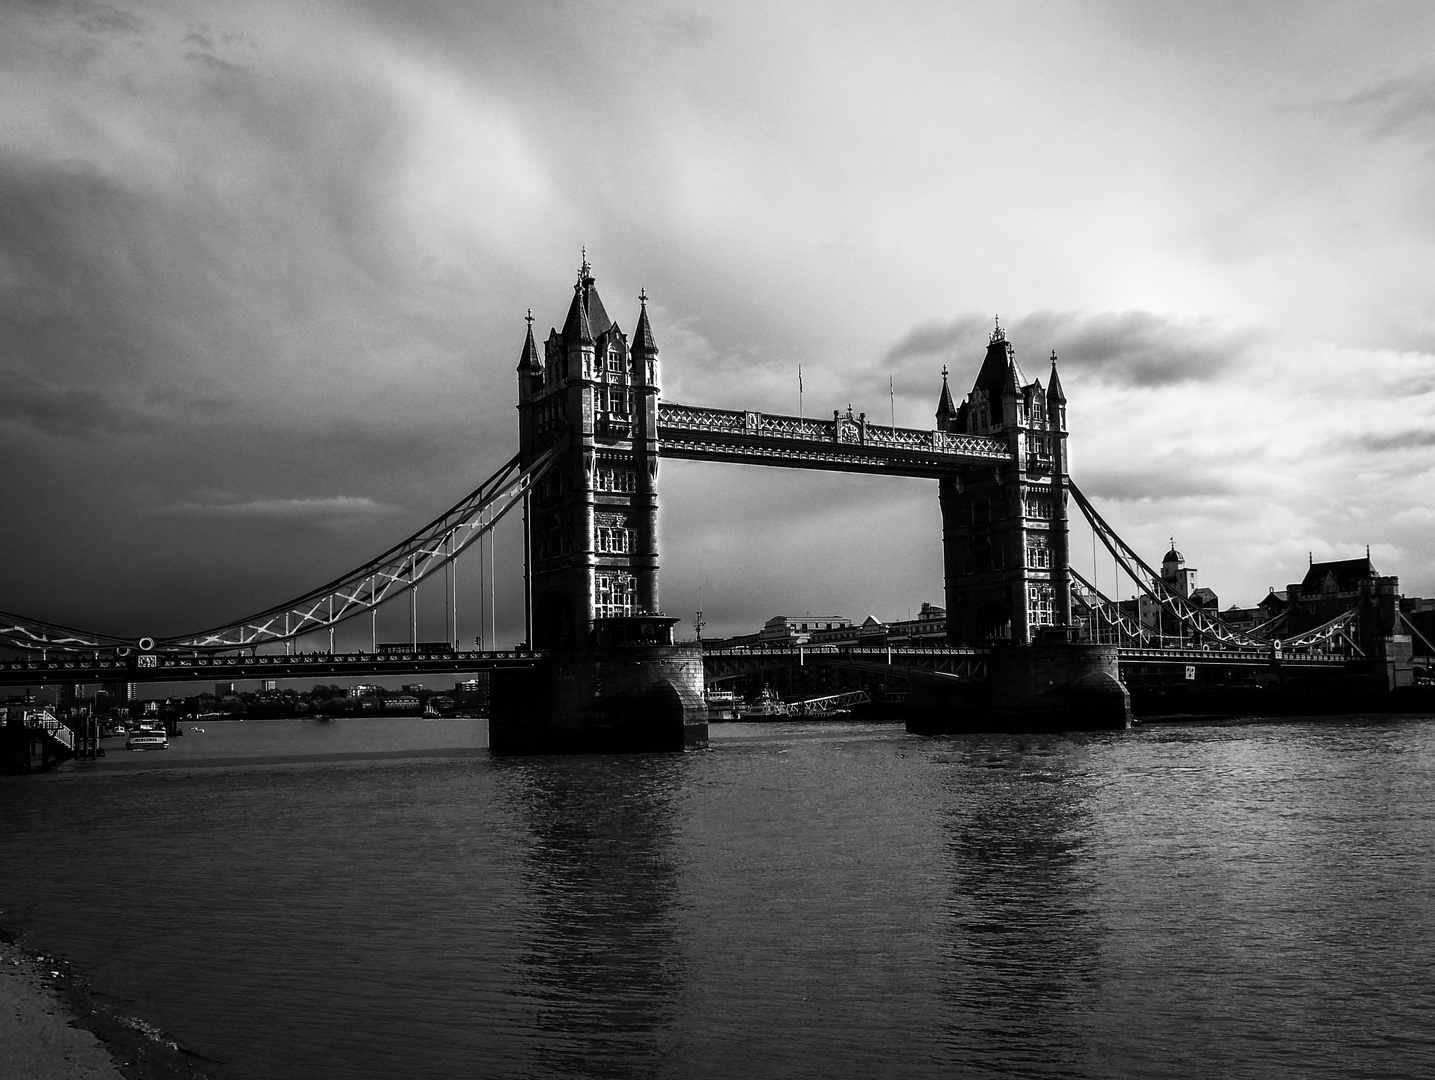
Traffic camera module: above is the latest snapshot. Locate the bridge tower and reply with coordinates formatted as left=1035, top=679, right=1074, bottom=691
left=937, top=321, right=1072, bottom=645
left=499, top=257, right=705, bottom=754
left=516, top=258, right=662, bottom=648
left=911, top=321, right=1126, bottom=732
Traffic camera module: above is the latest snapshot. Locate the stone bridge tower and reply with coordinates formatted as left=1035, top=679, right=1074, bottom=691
left=516, top=258, right=662, bottom=651
left=937, top=321, right=1072, bottom=645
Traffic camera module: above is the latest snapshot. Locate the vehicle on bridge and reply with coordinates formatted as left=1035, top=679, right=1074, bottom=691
left=378, top=641, right=456, bottom=657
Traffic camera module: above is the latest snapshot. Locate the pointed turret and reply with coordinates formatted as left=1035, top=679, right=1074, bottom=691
left=1048, top=349, right=1066, bottom=403
left=633, top=290, right=658, bottom=355
left=560, top=276, right=593, bottom=345
left=971, top=315, right=1026, bottom=404
left=584, top=276, right=613, bottom=340
left=630, top=288, right=660, bottom=394
left=935, top=366, right=957, bottom=430
left=517, top=309, right=541, bottom=373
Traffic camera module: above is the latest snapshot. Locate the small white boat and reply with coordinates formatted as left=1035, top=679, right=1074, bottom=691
left=126, top=731, right=169, bottom=751
left=737, top=688, right=790, bottom=719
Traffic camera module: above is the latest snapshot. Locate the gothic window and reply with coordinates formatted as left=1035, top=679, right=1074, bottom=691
left=596, top=527, right=635, bottom=554
left=1023, top=493, right=1053, bottom=520
left=973, top=498, right=990, bottom=527
left=595, top=466, right=637, bottom=493
left=1028, top=584, right=1055, bottom=626
left=1027, top=535, right=1052, bottom=569
left=975, top=542, right=993, bottom=574
left=595, top=571, right=636, bottom=618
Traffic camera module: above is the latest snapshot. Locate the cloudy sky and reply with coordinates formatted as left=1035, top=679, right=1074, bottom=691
left=3, top=0, right=1433, bottom=646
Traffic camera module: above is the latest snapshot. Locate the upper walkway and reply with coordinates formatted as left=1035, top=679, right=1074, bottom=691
left=657, top=401, right=1009, bottom=476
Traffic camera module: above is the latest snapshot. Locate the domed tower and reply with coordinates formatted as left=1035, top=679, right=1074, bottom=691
left=1161, top=540, right=1197, bottom=598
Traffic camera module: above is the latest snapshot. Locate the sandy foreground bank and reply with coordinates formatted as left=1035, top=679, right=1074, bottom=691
left=1, top=933, right=207, bottom=1080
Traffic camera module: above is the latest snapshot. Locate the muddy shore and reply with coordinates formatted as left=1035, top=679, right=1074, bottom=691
left=0, top=927, right=210, bottom=1080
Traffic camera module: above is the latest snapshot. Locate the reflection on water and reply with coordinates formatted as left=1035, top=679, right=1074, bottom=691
left=501, top=756, right=685, bottom=1079
left=934, top=736, right=1106, bottom=1077
left=2, top=717, right=1434, bottom=1079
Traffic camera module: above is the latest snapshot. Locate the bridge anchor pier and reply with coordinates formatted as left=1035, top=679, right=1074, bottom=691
left=907, top=637, right=1130, bottom=734
left=489, top=619, right=707, bottom=755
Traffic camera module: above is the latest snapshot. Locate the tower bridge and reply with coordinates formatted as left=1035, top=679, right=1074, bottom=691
left=1, top=256, right=1413, bottom=754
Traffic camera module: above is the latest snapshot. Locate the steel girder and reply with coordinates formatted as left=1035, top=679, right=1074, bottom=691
left=0, top=440, right=567, bottom=656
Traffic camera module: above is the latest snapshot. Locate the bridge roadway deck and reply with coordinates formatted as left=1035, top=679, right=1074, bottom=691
left=0, top=651, right=540, bottom=687
left=703, top=645, right=989, bottom=681
left=1115, top=647, right=1353, bottom=668
left=0, top=643, right=1353, bottom=688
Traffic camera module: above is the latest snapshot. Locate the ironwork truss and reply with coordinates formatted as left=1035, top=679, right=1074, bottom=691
left=1068, top=480, right=1362, bottom=657
left=0, top=440, right=568, bottom=655
left=657, top=401, right=1008, bottom=476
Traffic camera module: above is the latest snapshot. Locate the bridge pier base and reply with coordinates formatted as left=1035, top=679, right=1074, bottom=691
left=906, top=641, right=1130, bottom=734
left=489, top=644, right=708, bottom=755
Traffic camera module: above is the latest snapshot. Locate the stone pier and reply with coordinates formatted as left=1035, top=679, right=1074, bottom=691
left=906, top=639, right=1130, bottom=734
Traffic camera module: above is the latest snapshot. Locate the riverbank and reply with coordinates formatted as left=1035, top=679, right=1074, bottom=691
left=0, top=928, right=207, bottom=1080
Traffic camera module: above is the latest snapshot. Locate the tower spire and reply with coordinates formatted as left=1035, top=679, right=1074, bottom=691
left=633, top=289, right=657, bottom=354
left=1048, top=349, right=1066, bottom=402
left=517, top=308, right=541, bottom=373
left=935, top=365, right=956, bottom=423
left=561, top=273, right=593, bottom=345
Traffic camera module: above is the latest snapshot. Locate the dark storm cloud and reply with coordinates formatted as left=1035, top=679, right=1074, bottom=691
left=156, top=494, right=396, bottom=529
left=1075, top=466, right=1238, bottom=503
left=0, top=368, right=152, bottom=438
left=885, top=310, right=1259, bottom=389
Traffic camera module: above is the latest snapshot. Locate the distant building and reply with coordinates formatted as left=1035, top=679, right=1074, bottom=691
left=215, top=682, right=234, bottom=698
left=1286, top=553, right=1397, bottom=636
left=1400, top=597, right=1435, bottom=656
left=888, top=602, right=948, bottom=644
left=103, top=682, right=136, bottom=703
left=809, top=616, right=888, bottom=645
left=262, top=680, right=277, bottom=692
left=454, top=677, right=490, bottom=711
left=1161, top=542, right=1199, bottom=598
left=348, top=684, right=380, bottom=698
left=759, top=615, right=851, bottom=646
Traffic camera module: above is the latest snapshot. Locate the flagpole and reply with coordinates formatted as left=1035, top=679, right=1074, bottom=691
left=889, top=375, right=895, bottom=428
left=798, top=364, right=803, bottom=424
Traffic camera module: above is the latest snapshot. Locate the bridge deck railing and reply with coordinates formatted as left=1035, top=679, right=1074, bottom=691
left=658, top=402, right=1008, bottom=461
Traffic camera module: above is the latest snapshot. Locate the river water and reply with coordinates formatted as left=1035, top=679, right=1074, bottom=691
left=2, top=715, right=1433, bottom=1079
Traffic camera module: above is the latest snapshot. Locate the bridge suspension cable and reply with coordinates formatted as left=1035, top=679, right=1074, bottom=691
left=1067, top=479, right=1360, bottom=656
left=166, top=439, right=567, bottom=652
left=0, top=440, right=567, bottom=655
